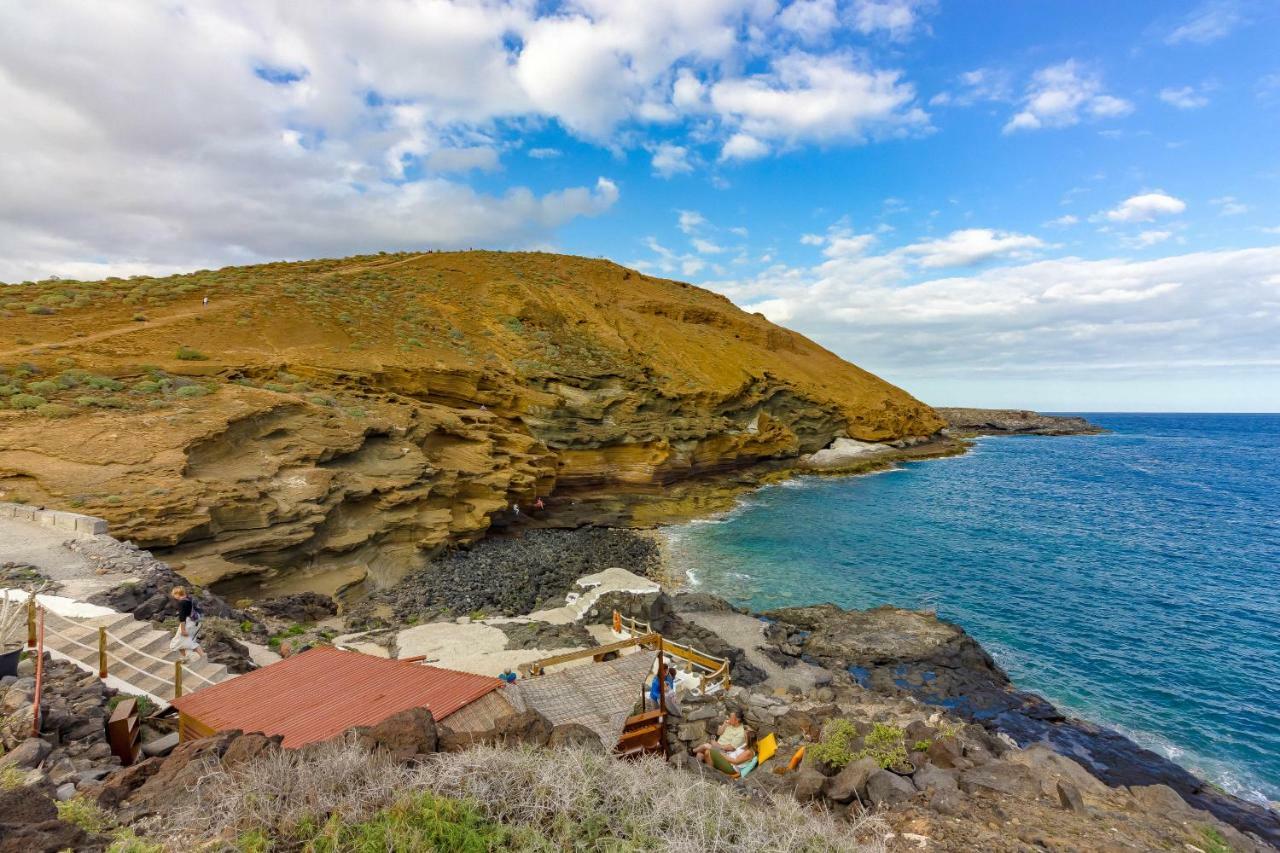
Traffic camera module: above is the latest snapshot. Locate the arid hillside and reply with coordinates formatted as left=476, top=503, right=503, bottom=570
left=0, top=251, right=941, bottom=594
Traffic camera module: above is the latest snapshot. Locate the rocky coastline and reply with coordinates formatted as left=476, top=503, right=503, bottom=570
left=936, top=407, right=1105, bottom=436
left=4, top=522, right=1279, bottom=850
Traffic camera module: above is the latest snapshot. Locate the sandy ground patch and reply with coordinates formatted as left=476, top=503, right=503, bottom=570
left=681, top=609, right=828, bottom=692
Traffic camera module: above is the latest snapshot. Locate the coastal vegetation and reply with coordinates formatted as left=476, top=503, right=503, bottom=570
left=168, top=741, right=881, bottom=852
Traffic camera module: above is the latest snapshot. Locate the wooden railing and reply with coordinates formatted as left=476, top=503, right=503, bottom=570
left=27, top=599, right=215, bottom=700
left=525, top=633, right=660, bottom=677
left=612, top=610, right=731, bottom=693
left=522, top=613, right=731, bottom=694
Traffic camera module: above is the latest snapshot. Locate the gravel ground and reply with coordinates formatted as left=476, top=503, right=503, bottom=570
left=376, top=527, right=662, bottom=620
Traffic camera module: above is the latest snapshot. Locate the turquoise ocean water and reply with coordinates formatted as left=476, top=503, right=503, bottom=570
left=663, top=414, right=1280, bottom=804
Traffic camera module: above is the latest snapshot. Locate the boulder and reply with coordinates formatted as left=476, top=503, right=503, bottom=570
left=1005, top=744, right=1109, bottom=800
left=912, top=763, right=959, bottom=793
left=487, top=710, right=554, bottom=749
left=0, top=783, right=57, bottom=824
left=141, top=732, right=180, bottom=758
left=1057, top=780, right=1086, bottom=814
left=1128, top=783, right=1195, bottom=817
left=353, top=708, right=437, bottom=761
left=925, top=736, right=969, bottom=770
left=54, top=783, right=76, bottom=802
left=257, top=591, right=338, bottom=623
left=0, top=737, right=51, bottom=771
left=866, top=769, right=916, bottom=806
left=927, top=787, right=968, bottom=817
left=128, top=730, right=241, bottom=812
left=547, top=724, right=605, bottom=753
left=823, top=756, right=879, bottom=804
left=0, top=819, right=94, bottom=853
left=792, top=768, right=827, bottom=803
left=221, top=732, right=284, bottom=767
left=84, top=757, right=162, bottom=809
left=959, top=760, right=1043, bottom=800
left=676, top=721, right=707, bottom=743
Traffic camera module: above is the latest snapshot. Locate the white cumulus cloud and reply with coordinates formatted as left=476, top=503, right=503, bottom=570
left=1004, top=61, right=1133, bottom=133
left=1104, top=192, right=1188, bottom=223
left=1159, top=86, right=1211, bottom=109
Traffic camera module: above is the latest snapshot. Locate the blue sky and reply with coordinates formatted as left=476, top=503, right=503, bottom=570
left=2, top=1, right=1278, bottom=410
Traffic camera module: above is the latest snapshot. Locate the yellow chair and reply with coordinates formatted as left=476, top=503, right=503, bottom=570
left=757, top=732, right=777, bottom=764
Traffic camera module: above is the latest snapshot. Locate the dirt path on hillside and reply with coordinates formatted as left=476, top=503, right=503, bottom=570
left=0, top=295, right=262, bottom=360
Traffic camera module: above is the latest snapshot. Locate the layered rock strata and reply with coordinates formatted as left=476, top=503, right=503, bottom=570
left=0, top=251, right=941, bottom=594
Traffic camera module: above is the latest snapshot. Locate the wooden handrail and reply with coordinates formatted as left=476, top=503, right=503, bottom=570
left=611, top=610, right=730, bottom=689
left=526, top=633, right=660, bottom=676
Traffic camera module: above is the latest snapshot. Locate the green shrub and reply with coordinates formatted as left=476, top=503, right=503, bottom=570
left=0, top=384, right=17, bottom=397
left=56, top=796, right=112, bottom=833
left=35, top=403, right=74, bottom=418
left=131, top=380, right=161, bottom=394
left=294, top=791, right=520, bottom=852
left=809, top=718, right=858, bottom=770
left=85, top=375, right=124, bottom=391
left=175, top=385, right=209, bottom=399
left=106, top=828, right=164, bottom=853
left=10, top=393, right=45, bottom=409
left=107, top=693, right=157, bottom=718
left=0, top=766, right=25, bottom=790
left=855, top=723, right=907, bottom=770
left=307, top=395, right=335, bottom=407
left=24, top=380, right=58, bottom=395
left=25, top=305, right=55, bottom=315
left=77, top=395, right=127, bottom=409
left=913, top=739, right=931, bottom=752
left=175, top=346, right=208, bottom=361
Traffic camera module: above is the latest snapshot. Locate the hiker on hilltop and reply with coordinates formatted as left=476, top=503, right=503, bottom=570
left=168, top=586, right=205, bottom=662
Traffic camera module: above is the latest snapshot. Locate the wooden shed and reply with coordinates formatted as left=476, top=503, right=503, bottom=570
left=169, top=646, right=503, bottom=747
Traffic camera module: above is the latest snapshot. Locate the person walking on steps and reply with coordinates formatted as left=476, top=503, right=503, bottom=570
left=168, top=586, right=205, bottom=662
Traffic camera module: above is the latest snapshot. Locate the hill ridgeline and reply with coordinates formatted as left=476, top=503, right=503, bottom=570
left=0, top=251, right=941, bottom=593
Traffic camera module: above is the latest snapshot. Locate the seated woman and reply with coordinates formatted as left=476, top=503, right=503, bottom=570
left=692, top=710, right=755, bottom=768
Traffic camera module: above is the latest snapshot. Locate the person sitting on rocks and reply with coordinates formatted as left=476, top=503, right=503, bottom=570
left=167, top=586, right=204, bottom=662
left=693, top=709, right=755, bottom=768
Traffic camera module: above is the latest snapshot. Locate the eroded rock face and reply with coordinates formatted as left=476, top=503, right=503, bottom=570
left=0, top=251, right=941, bottom=595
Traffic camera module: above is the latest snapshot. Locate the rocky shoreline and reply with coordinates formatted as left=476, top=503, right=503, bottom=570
left=936, top=407, right=1106, bottom=436
left=346, top=524, right=1280, bottom=846
left=4, top=522, right=1279, bottom=850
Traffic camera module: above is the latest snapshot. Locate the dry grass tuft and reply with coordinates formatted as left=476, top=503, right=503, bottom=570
left=170, top=738, right=885, bottom=852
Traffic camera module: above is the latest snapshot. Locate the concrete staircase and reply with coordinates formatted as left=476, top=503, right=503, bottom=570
left=42, top=609, right=231, bottom=703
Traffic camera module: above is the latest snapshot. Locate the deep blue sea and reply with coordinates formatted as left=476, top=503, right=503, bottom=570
left=664, top=414, right=1280, bottom=804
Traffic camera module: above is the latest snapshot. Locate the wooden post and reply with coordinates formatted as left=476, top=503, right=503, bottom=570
left=174, top=659, right=183, bottom=698
left=26, top=599, right=36, bottom=648
left=32, top=608, right=44, bottom=737
left=98, top=626, right=108, bottom=679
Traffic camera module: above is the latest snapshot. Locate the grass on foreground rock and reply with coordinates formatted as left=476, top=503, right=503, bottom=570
left=162, top=739, right=885, bottom=852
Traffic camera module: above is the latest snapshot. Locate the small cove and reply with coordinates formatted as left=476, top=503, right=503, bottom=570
left=663, top=413, right=1280, bottom=805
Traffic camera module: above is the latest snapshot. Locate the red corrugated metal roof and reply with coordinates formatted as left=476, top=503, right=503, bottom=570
left=170, top=646, right=502, bottom=748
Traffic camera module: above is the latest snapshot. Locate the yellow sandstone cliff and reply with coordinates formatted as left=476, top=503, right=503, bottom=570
left=0, top=251, right=941, bottom=594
